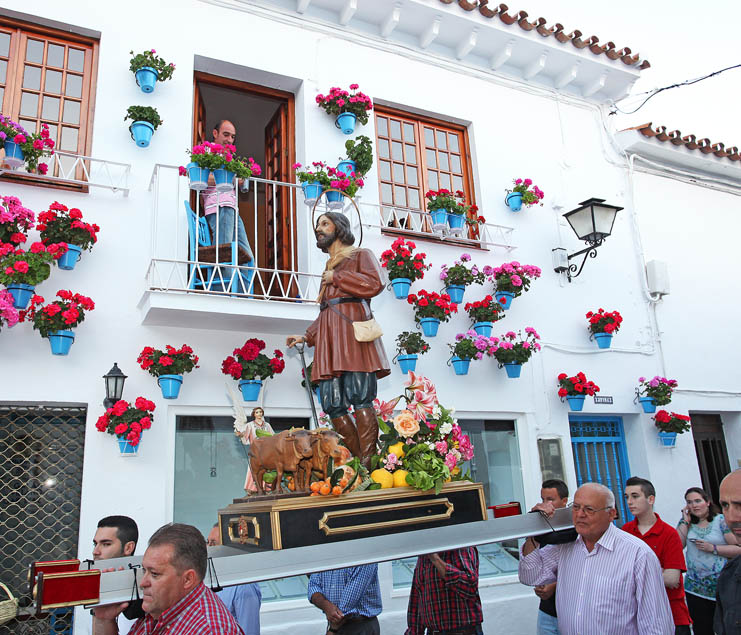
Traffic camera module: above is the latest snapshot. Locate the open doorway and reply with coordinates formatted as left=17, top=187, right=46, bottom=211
left=192, top=72, right=297, bottom=287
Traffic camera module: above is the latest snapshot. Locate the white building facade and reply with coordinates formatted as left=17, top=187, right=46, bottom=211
left=0, top=1, right=738, bottom=633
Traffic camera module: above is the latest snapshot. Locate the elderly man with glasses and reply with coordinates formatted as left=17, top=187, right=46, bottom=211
left=518, top=482, right=674, bottom=635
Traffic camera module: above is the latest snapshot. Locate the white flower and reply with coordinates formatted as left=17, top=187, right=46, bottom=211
left=439, top=422, right=453, bottom=435
left=452, top=448, right=461, bottom=460
left=432, top=405, right=442, bottom=418
left=427, top=442, right=436, bottom=450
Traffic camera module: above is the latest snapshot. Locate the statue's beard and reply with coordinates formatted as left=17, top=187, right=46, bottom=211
left=316, top=230, right=336, bottom=251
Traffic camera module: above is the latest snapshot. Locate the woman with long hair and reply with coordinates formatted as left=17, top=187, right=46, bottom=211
left=676, top=486, right=741, bottom=634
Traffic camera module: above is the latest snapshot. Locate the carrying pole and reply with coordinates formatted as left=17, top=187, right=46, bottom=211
left=295, top=341, right=319, bottom=430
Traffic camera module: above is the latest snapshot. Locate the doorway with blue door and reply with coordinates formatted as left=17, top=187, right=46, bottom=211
left=569, top=415, right=633, bottom=525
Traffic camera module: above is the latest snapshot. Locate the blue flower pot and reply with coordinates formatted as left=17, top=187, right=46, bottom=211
left=325, top=190, right=345, bottom=210
left=496, top=291, right=515, bottom=310
left=419, top=317, right=440, bottom=337
left=213, top=168, right=235, bottom=192
left=118, top=436, right=140, bottom=456
left=506, top=192, right=523, bottom=211
left=472, top=321, right=493, bottom=337
left=6, top=283, right=35, bottom=309
left=158, top=374, right=183, bottom=399
left=130, top=121, right=154, bottom=148
left=336, top=160, right=356, bottom=176
left=447, top=213, right=465, bottom=233
left=302, top=182, right=323, bottom=206
left=135, top=66, right=158, bottom=93
left=187, top=163, right=210, bottom=191
left=445, top=284, right=465, bottom=305
left=58, top=243, right=82, bottom=271
left=594, top=333, right=613, bottom=349
left=658, top=431, right=677, bottom=448
left=239, top=379, right=263, bottom=402
left=49, top=329, right=75, bottom=356
left=639, top=397, right=657, bottom=414
left=398, top=354, right=418, bottom=374
left=390, top=277, right=411, bottom=299
left=451, top=356, right=471, bottom=376
left=3, top=139, right=25, bottom=169
left=335, top=112, right=357, bottom=135
left=430, top=208, right=447, bottom=229
left=503, top=362, right=522, bottom=378
left=566, top=395, right=585, bottom=411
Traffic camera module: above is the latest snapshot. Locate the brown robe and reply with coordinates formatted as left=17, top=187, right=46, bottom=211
left=305, top=248, right=390, bottom=382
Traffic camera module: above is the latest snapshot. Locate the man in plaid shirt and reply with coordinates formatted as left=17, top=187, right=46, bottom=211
left=405, top=548, right=483, bottom=635
left=93, top=523, right=243, bottom=634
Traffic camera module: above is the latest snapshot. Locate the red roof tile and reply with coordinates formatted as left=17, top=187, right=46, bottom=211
left=622, top=123, right=740, bottom=161
left=438, top=1, right=650, bottom=70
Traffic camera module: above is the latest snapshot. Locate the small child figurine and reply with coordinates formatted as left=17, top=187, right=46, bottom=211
left=236, top=407, right=275, bottom=494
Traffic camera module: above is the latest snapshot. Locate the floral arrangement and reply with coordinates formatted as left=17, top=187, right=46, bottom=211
left=0, top=289, right=19, bottom=331
left=343, top=135, right=373, bottom=176
left=95, top=397, right=156, bottom=448
left=440, top=253, right=485, bottom=287
left=425, top=189, right=471, bottom=215
left=22, top=290, right=95, bottom=337
left=395, top=331, right=430, bottom=356
left=226, top=155, right=262, bottom=180
left=0, top=113, right=21, bottom=141
left=0, top=195, right=35, bottom=245
left=137, top=344, right=200, bottom=377
left=129, top=49, right=176, bottom=81
left=653, top=410, right=691, bottom=434
left=371, top=373, right=474, bottom=493
left=379, top=237, right=429, bottom=282
left=637, top=376, right=677, bottom=406
left=0, top=241, right=67, bottom=286
left=124, top=105, right=162, bottom=130
left=316, top=84, right=373, bottom=126
left=184, top=141, right=230, bottom=171
left=507, top=177, right=545, bottom=207
left=221, top=338, right=286, bottom=381
left=449, top=330, right=498, bottom=361
left=406, top=290, right=457, bottom=323
left=557, top=372, right=600, bottom=397
left=37, top=202, right=99, bottom=251
left=586, top=308, right=623, bottom=335
left=327, top=165, right=364, bottom=197
left=492, top=328, right=541, bottom=365
left=464, top=295, right=504, bottom=325
left=485, top=261, right=542, bottom=298
left=293, top=161, right=331, bottom=187
left=465, top=205, right=485, bottom=237
left=0, top=115, right=55, bottom=173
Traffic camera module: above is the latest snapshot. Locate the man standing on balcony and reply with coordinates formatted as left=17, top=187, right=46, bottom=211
left=201, top=119, right=253, bottom=293
left=287, top=212, right=389, bottom=468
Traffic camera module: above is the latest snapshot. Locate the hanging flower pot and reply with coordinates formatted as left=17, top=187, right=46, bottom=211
left=398, top=354, right=418, bottom=374
left=593, top=333, right=613, bottom=349
left=419, top=317, right=440, bottom=337
left=337, top=160, right=356, bottom=175
left=239, top=379, right=263, bottom=401
left=503, top=362, right=522, bottom=378
left=125, top=105, right=162, bottom=148
left=557, top=371, right=599, bottom=411
left=302, top=182, right=324, bottom=206
left=158, top=374, right=184, bottom=399
left=130, top=121, right=154, bottom=148
left=653, top=409, right=690, bottom=447
left=186, top=163, right=210, bottom=191
left=335, top=112, right=357, bottom=135
left=429, top=208, right=448, bottom=232
left=639, top=397, right=657, bottom=414
left=135, top=66, right=158, bottom=93
left=496, top=291, right=515, bottom=310
left=3, top=140, right=25, bottom=169
left=213, top=168, right=235, bottom=192
left=450, top=355, right=471, bottom=375
left=96, top=397, right=154, bottom=456
left=566, top=395, right=585, bottom=411
left=390, top=277, right=411, bottom=299
left=325, top=190, right=345, bottom=210
left=447, top=213, right=465, bottom=235
left=445, top=284, right=465, bottom=305
left=6, top=283, right=35, bottom=309
left=657, top=431, right=677, bottom=448
left=505, top=192, right=523, bottom=211
left=505, top=178, right=545, bottom=211
left=57, top=244, right=82, bottom=271
left=48, top=329, right=75, bottom=356
left=118, top=435, right=142, bottom=456
left=472, top=321, right=493, bottom=337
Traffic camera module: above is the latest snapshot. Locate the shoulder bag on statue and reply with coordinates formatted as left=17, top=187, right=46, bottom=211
left=325, top=298, right=383, bottom=342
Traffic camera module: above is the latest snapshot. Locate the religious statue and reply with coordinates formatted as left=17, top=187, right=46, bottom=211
left=287, top=211, right=390, bottom=468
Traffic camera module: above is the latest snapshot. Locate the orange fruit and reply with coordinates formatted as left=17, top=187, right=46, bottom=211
left=320, top=484, right=331, bottom=496
left=310, top=482, right=321, bottom=493
left=310, top=492, right=319, bottom=497
left=332, top=486, right=342, bottom=496
left=339, top=478, right=348, bottom=487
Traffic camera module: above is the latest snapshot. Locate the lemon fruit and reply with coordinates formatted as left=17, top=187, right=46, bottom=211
left=370, top=468, right=394, bottom=489
left=393, top=469, right=410, bottom=487
left=387, top=441, right=406, bottom=458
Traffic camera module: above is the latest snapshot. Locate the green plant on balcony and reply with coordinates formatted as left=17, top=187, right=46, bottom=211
left=343, top=135, right=373, bottom=176
left=124, top=105, right=163, bottom=130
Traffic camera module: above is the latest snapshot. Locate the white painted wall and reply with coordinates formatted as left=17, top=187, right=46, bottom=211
left=0, top=1, right=738, bottom=633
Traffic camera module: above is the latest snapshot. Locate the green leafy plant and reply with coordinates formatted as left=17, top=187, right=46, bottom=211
left=637, top=376, right=677, bottom=406
left=440, top=253, right=485, bottom=287
left=0, top=242, right=66, bottom=286
left=343, top=135, right=373, bottom=176
left=293, top=161, right=331, bottom=187
left=395, top=331, right=430, bottom=356
left=492, top=328, right=541, bottom=365
left=129, top=49, right=176, bottom=81
left=124, top=105, right=163, bottom=130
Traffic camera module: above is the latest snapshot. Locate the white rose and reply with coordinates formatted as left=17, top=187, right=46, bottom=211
left=439, top=422, right=452, bottom=435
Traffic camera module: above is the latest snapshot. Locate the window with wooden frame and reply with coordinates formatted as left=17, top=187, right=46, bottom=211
left=374, top=107, right=478, bottom=239
left=0, top=18, right=97, bottom=185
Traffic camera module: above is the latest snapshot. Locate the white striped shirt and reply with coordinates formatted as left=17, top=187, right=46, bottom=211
left=519, top=523, right=674, bottom=635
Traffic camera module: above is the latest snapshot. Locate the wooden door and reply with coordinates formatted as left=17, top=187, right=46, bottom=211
left=690, top=414, right=731, bottom=505
left=190, top=81, right=206, bottom=214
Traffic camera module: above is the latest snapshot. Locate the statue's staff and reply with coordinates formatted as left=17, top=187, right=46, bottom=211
left=294, top=341, right=319, bottom=430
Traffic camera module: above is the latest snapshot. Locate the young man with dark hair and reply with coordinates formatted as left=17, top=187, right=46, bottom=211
left=93, top=516, right=139, bottom=561
left=623, top=476, right=692, bottom=634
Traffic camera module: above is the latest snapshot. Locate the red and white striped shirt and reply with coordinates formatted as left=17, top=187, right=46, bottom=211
left=519, top=523, right=674, bottom=635
left=127, top=583, right=243, bottom=635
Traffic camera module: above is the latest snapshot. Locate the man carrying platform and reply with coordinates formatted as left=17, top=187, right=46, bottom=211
left=287, top=211, right=389, bottom=467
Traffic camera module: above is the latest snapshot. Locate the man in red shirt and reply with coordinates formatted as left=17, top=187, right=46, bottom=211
left=623, top=476, right=691, bottom=634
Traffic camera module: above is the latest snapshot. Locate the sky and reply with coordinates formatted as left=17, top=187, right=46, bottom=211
left=514, top=0, right=741, bottom=145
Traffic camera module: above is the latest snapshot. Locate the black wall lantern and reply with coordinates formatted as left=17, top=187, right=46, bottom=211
left=552, top=198, right=623, bottom=282
left=103, top=363, right=127, bottom=409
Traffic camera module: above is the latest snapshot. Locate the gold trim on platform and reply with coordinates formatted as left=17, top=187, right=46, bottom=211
left=318, top=497, right=454, bottom=536
left=227, top=516, right=261, bottom=546
left=270, top=511, right=282, bottom=550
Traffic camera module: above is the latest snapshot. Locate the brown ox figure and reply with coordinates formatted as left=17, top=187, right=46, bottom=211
left=301, top=428, right=344, bottom=484
left=249, top=428, right=313, bottom=495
